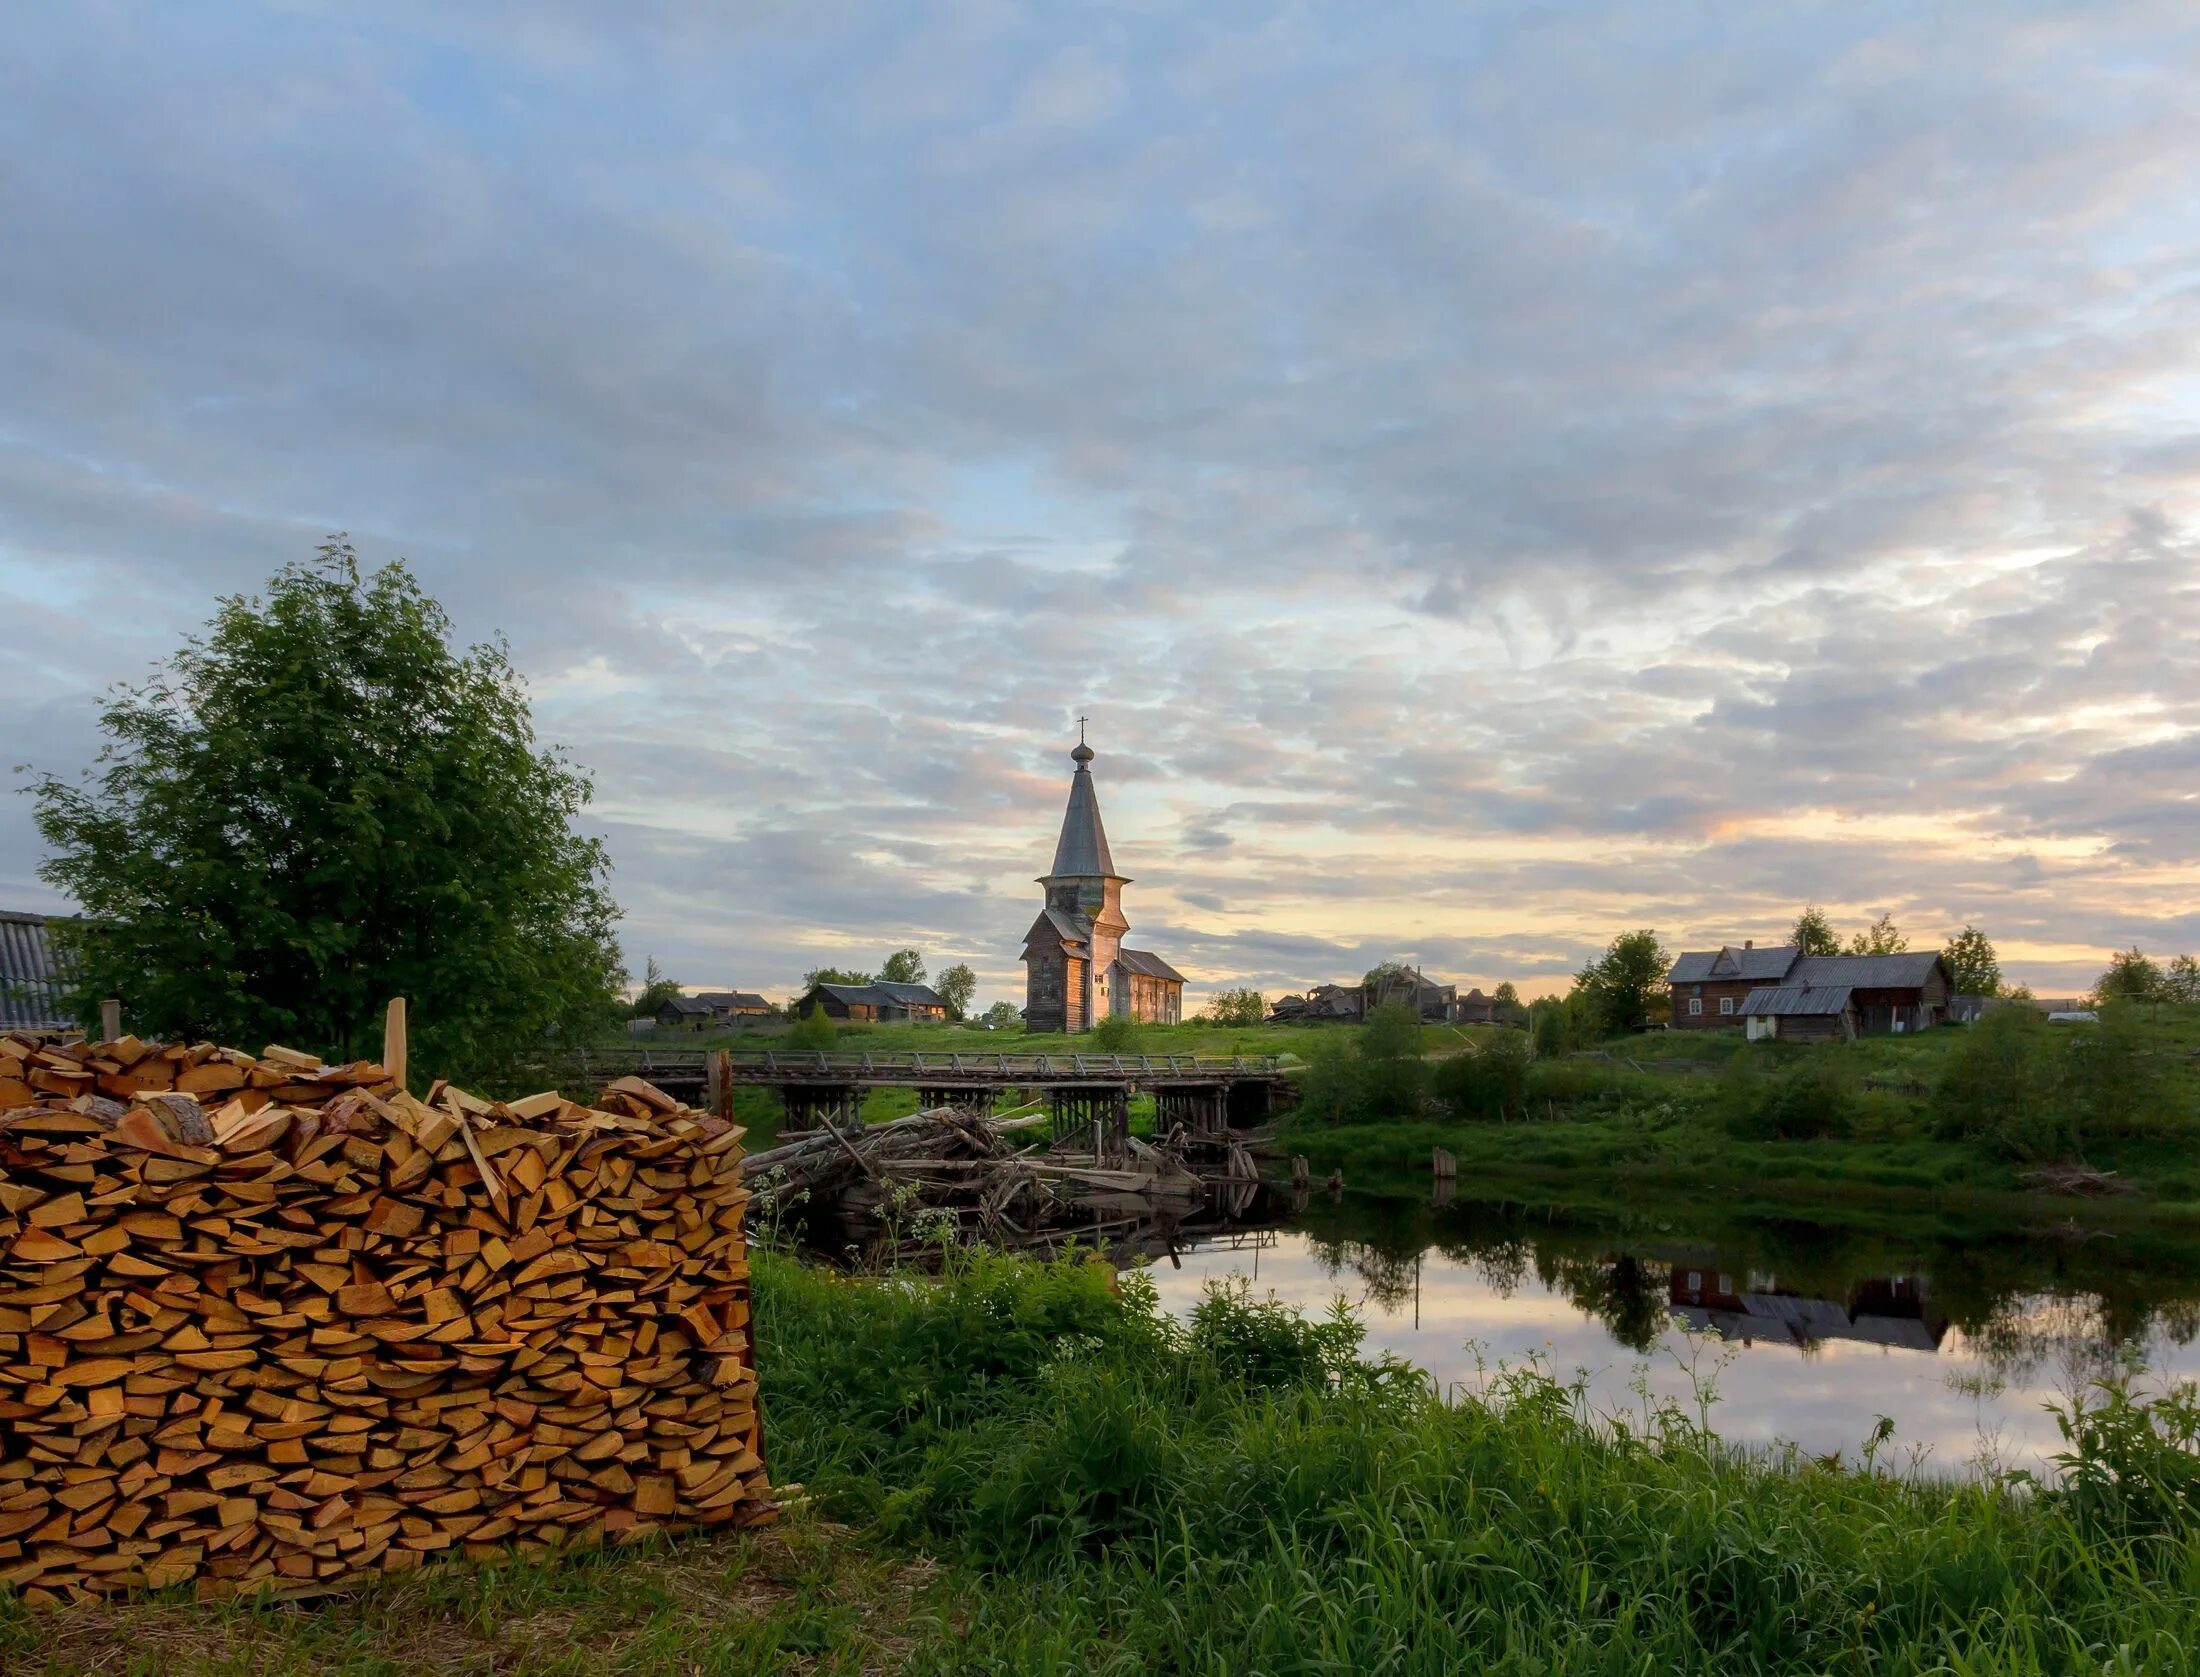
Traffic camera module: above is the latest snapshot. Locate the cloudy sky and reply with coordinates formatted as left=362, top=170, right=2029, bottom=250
left=4, top=2, right=2198, bottom=1006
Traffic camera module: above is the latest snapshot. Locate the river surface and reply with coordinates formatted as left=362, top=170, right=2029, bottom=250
left=1137, top=1186, right=2200, bottom=1477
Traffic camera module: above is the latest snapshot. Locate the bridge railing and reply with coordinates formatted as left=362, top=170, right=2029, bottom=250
left=724, top=1050, right=1283, bottom=1077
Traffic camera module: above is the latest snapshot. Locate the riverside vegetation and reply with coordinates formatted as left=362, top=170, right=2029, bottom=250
left=9, top=1248, right=2197, bottom=1674
left=1281, top=1000, right=2200, bottom=1212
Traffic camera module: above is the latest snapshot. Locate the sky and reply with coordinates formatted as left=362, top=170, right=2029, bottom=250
left=3, top=2, right=2198, bottom=1008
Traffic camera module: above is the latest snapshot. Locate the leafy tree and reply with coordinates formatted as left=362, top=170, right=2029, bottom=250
left=1530, top=997, right=1571, bottom=1058
left=1790, top=905, right=1840, bottom=957
left=1493, top=981, right=1520, bottom=1008
left=880, top=948, right=927, bottom=985
left=2163, top=954, right=2200, bottom=1005
left=1847, top=913, right=1909, bottom=956
left=803, top=966, right=873, bottom=989
left=1941, top=925, right=2002, bottom=997
left=980, top=1000, right=1021, bottom=1029
left=1362, top=959, right=1419, bottom=988
left=1576, top=930, right=1670, bottom=1037
left=30, top=541, right=620, bottom=1077
left=2096, top=948, right=2163, bottom=1003
left=630, top=957, right=683, bottom=1020
left=934, top=962, right=977, bottom=1021
left=1205, top=987, right=1267, bottom=1026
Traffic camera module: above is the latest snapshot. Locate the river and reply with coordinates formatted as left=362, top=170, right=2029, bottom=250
left=1138, top=1184, right=2200, bottom=1477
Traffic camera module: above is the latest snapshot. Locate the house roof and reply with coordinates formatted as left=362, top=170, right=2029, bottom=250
left=657, top=994, right=712, bottom=1016
left=1737, top=983, right=1854, bottom=1018
left=1791, top=952, right=1947, bottom=989
left=0, top=911, right=80, bottom=1032
left=1119, top=948, right=1183, bottom=984
left=694, top=990, right=771, bottom=1009
left=1046, top=743, right=1120, bottom=880
left=811, top=979, right=947, bottom=1009
left=1668, top=944, right=1799, bottom=984
left=871, top=980, right=946, bottom=1007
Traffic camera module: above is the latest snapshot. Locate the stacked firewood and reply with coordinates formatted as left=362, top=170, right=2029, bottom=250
left=0, top=1031, right=768, bottom=1606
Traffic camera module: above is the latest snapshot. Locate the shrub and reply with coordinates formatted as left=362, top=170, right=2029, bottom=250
left=783, top=1007, right=837, bottom=1052
left=1930, top=1005, right=2070, bottom=1159
left=1090, top=1011, right=1139, bottom=1052
left=1434, top=1031, right=1532, bottom=1121
left=1722, top=1052, right=1859, bottom=1140
left=1290, top=1003, right=1428, bottom=1123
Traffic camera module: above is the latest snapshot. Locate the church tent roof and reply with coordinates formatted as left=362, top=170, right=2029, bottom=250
left=1046, top=744, right=1120, bottom=879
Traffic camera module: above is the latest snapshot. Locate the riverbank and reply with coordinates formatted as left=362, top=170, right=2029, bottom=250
left=13, top=1251, right=2195, bottom=1674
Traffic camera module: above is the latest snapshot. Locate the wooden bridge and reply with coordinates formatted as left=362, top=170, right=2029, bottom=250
left=529, top=1046, right=1295, bottom=1155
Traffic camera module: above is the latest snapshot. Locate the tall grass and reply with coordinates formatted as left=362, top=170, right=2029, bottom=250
left=759, top=1250, right=2200, bottom=1675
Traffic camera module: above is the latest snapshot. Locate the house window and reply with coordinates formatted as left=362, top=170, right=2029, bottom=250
left=1720, top=997, right=1735, bottom=1016
left=1688, top=998, right=1703, bottom=1016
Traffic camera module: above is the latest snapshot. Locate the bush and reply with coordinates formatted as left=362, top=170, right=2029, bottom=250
left=1434, top=1030, right=1532, bottom=1121
left=1931, top=1006, right=2072, bottom=1159
left=1291, top=1003, right=1428, bottom=1123
left=1721, top=1051, right=1859, bottom=1140
left=783, top=1007, right=837, bottom=1052
left=1089, top=1011, right=1139, bottom=1052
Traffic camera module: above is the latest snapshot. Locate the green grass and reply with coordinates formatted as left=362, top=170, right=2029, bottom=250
left=22, top=1250, right=2198, bottom=1674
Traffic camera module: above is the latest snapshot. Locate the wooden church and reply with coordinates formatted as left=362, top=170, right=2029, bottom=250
left=1020, top=734, right=1185, bottom=1033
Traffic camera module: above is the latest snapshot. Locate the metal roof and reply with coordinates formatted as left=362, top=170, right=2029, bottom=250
left=0, top=910, right=80, bottom=1032
left=1737, top=983, right=1854, bottom=1018
left=1046, top=746, right=1120, bottom=880
left=1790, top=952, right=1947, bottom=989
left=1119, top=948, right=1184, bottom=984
left=1668, top=944, right=1799, bottom=984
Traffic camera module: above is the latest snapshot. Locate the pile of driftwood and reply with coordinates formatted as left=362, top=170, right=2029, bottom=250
left=747, top=1107, right=1229, bottom=1260
left=0, top=1031, right=768, bottom=1606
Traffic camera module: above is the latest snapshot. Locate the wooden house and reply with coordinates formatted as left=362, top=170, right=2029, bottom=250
left=1668, top=945, right=1952, bottom=1036
left=1666, top=943, right=1800, bottom=1027
left=653, top=994, right=714, bottom=1032
left=793, top=979, right=948, bottom=1024
left=695, top=990, right=775, bottom=1025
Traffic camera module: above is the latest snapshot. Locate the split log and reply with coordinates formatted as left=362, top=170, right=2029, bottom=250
left=0, top=1029, right=771, bottom=1608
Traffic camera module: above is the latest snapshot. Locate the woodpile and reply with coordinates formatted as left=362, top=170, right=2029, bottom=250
left=0, top=1030, right=769, bottom=1606
left=747, top=1106, right=1225, bottom=1261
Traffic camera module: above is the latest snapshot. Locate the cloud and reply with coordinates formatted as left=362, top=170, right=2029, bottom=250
left=2, top=0, right=2198, bottom=1004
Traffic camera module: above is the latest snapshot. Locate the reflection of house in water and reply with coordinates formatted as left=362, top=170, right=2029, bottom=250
left=1669, top=1269, right=1949, bottom=1352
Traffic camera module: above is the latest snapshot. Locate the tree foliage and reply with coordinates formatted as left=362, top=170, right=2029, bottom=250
left=630, top=957, right=683, bottom=1020
left=980, top=1000, right=1021, bottom=1029
left=803, top=966, right=873, bottom=989
left=1789, top=905, right=1840, bottom=958
left=1493, top=981, right=1521, bottom=1008
left=1204, top=987, right=1267, bottom=1026
left=31, top=541, right=621, bottom=1078
left=2097, top=948, right=2163, bottom=1003
left=1576, top=930, right=1669, bottom=1037
left=1847, top=913, right=1909, bottom=956
left=1941, top=925, right=2002, bottom=997
left=2166, top=955, right=2200, bottom=1005
left=934, top=962, right=977, bottom=1021
left=880, top=948, right=927, bottom=985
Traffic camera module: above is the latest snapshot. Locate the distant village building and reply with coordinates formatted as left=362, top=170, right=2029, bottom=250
left=1667, top=944, right=1953, bottom=1035
left=0, top=910, right=80, bottom=1033
left=793, top=980, right=948, bottom=1024
left=1020, top=734, right=1184, bottom=1032
left=654, top=994, right=715, bottom=1032
left=1269, top=968, right=1496, bottom=1026
left=695, top=990, right=774, bottom=1025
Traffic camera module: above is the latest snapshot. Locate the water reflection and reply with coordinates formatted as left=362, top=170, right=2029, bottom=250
left=1137, top=1186, right=2200, bottom=1476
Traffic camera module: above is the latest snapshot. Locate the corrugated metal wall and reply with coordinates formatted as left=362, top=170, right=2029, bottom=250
left=0, top=912, right=78, bottom=1031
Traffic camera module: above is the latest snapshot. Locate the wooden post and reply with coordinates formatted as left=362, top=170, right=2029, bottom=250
left=383, top=997, right=408, bottom=1094
left=99, top=999, right=122, bottom=1042
left=710, top=1050, right=732, bottom=1121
